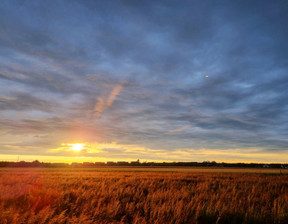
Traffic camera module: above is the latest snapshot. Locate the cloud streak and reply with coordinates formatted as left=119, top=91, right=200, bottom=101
left=93, top=83, right=123, bottom=118
left=170, top=125, right=190, bottom=133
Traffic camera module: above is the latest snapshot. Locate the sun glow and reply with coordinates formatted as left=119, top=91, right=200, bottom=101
left=71, top=143, right=84, bottom=152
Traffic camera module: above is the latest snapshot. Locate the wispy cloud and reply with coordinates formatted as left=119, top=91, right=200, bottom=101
left=107, top=84, right=123, bottom=107
left=94, top=83, right=123, bottom=118
left=170, top=125, right=190, bottom=133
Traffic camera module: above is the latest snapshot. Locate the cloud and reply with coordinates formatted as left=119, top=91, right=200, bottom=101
left=0, top=92, right=55, bottom=112
left=94, top=83, right=123, bottom=117
left=107, top=84, right=123, bottom=107
left=169, top=125, right=189, bottom=133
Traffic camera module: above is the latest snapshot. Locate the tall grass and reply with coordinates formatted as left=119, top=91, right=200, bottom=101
left=0, top=168, right=288, bottom=223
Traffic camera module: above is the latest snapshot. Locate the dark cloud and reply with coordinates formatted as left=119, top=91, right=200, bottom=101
left=0, top=92, right=56, bottom=111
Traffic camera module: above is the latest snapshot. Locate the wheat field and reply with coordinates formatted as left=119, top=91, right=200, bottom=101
left=0, top=168, right=288, bottom=224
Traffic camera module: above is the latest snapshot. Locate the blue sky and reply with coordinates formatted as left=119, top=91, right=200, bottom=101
left=0, top=0, right=288, bottom=163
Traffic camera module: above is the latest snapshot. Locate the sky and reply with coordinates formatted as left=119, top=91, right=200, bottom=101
left=0, top=0, right=288, bottom=163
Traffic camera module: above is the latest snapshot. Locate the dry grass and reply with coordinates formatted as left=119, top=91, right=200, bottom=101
left=0, top=168, right=288, bottom=224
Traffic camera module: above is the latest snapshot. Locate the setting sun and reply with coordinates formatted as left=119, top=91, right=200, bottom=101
left=71, top=143, right=84, bottom=152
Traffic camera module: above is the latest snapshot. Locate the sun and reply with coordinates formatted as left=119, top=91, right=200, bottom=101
left=71, top=143, right=84, bottom=152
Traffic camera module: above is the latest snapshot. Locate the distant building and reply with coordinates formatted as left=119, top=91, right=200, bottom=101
left=71, top=162, right=81, bottom=167
left=83, top=162, right=94, bottom=167
left=131, top=159, right=140, bottom=166
left=50, top=163, right=69, bottom=168
left=263, top=164, right=270, bottom=168
left=117, top=161, right=129, bottom=166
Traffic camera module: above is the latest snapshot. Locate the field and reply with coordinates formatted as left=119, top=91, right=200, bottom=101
left=1, top=168, right=288, bottom=224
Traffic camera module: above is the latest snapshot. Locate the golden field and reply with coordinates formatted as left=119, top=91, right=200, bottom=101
left=0, top=167, right=288, bottom=224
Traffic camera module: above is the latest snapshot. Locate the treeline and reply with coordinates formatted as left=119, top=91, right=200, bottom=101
left=0, top=160, right=288, bottom=168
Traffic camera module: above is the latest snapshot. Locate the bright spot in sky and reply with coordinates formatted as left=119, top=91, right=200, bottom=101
left=205, top=75, right=209, bottom=78
left=71, top=143, right=84, bottom=152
